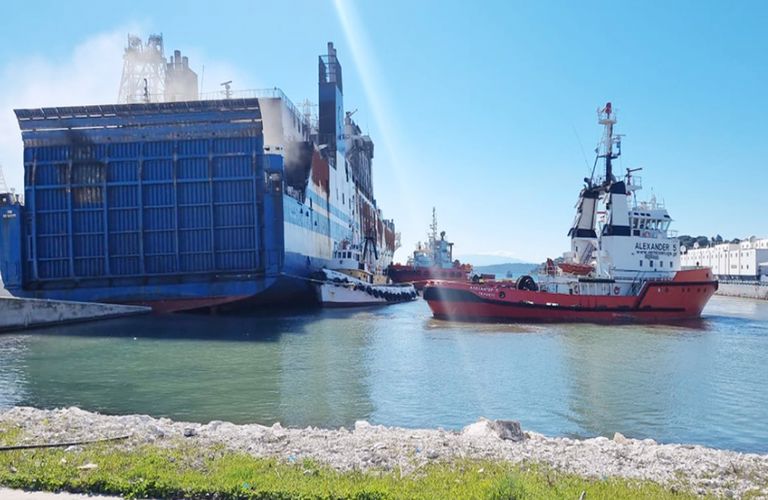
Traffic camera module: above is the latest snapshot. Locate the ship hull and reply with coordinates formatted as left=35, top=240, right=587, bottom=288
left=314, top=269, right=417, bottom=307
left=387, top=266, right=469, bottom=290
left=423, top=269, right=717, bottom=324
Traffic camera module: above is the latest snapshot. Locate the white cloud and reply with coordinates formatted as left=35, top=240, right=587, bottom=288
left=0, top=27, right=133, bottom=191
left=0, top=26, right=256, bottom=192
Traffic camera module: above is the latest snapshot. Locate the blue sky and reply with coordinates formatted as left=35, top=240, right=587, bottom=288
left=0, top=0, right=765, bottom=262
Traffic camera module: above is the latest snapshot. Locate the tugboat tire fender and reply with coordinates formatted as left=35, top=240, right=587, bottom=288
left=516, top=275, right=539, bottom=292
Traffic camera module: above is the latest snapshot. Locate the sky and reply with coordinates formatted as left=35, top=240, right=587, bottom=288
left=0, top=0, right=765, bottom=263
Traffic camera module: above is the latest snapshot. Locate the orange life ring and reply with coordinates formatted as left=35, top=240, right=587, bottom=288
left=613, top=286, right=620, bottom=295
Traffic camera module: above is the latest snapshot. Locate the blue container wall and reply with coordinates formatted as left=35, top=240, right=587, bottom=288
left=0, top=200, right=23, bottom=289
left=23, top=136, right=268, bottom=284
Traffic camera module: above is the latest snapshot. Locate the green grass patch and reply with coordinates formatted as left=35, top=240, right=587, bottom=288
left=0, top=425, right=708, bottom=499
left=0, top=423, right=22, bottom=447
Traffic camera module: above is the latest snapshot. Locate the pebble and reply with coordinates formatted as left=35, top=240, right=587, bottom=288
left=1, top=406, right=766, bottom=499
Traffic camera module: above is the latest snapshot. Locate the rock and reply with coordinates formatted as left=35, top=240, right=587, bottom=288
left=354, top=420, right=372, bottom=432
left=491, top=420, right=524, bottom=441
left=462, top=418, right=525, bottom=442
left=613, top=432, right=630, bottom=445
left=183, top=427, right=197, bottom=437
left=77, top=463, right=98, bottom=470
left=206, top=420, right=224, bottom=431
left=426, top=449, right=439, bottom=459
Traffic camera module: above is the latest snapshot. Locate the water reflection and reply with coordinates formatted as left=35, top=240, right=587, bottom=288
left=558, top=323, right=712, bottom=441
left=276, top=309, right=375, bottom=427
left=4, top=311, right=374, bottom=426
left=0, top=336, right=28, bottom=407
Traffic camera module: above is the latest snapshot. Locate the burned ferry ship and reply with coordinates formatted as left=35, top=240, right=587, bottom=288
left=0, top=40, right=397, bottom=312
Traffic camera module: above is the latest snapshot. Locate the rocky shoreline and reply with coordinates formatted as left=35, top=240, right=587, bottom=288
left=2, top=407, right=767, bottom=498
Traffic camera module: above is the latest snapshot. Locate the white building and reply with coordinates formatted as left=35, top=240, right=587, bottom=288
left=681, top=237, right=768, bottom=280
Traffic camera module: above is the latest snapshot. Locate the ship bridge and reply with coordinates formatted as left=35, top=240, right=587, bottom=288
left=629, top=203, right=673, bottom=239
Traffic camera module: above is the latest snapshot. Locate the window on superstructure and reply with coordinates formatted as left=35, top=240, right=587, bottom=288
left=640, top=260, right=643, bottom=267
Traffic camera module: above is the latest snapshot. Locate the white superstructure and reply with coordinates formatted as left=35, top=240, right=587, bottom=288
left=540, top=103, right=683, bottom=296
left=681, top=238, right=768, bottom=280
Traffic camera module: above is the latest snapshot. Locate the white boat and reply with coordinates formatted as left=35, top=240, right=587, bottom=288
left=315, top=242, right=417, bottom=307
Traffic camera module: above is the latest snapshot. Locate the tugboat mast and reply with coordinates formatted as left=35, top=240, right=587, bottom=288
left=429, top=207, right=438, bottom=244
left=597, top=102, right=621, bottom=186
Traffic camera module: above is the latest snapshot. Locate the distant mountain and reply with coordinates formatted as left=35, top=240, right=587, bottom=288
left=472, top=262, right=537, bottom=278
left=456, top=253, right=529, bottom=266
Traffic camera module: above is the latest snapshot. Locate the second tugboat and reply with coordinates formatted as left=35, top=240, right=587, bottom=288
left=315, top=237, right=417, bottom=307
left=387, top=208, right=472, bottom=290
left=424, top=103, right=717, bottom=323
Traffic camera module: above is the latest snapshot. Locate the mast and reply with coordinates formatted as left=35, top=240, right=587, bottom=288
left=429, top=207, right=438, bottom=242
left=597, top=102, right=620, bottom=185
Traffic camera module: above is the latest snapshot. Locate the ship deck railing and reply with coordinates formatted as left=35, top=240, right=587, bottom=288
left=105, top=87, right=311, bottom=131
left=198, top=87, right=310, bottom=129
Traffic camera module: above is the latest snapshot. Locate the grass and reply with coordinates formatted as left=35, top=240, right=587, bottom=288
left=0, top=422, right=710, bottom=499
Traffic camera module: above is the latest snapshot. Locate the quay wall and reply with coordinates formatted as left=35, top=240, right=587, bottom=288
left=715, top=281, right=768, bottom=300
left=0, top=296, right=150, bottom=332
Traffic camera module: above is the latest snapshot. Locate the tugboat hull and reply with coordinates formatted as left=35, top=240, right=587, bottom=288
left=424, top=269, right=717, bottom=323
left=315, top=269, right=417, bottom=307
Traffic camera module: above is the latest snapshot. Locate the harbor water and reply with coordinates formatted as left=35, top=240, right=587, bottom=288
left=1, top=295, right=767, bottom=453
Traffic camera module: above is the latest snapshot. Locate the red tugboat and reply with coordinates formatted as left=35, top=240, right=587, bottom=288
left=387, top=208, right=472, bottom=290
left=423, top=103, right=718, bottom=323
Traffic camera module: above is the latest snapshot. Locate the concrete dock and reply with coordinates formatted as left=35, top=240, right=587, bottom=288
left=0, top=295, right=150, bottom=333
left=716, top=281, right=768, bottom=300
